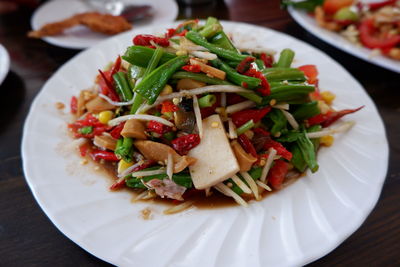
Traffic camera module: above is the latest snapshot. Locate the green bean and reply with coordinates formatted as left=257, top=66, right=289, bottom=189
left=128, top=65, right=145, bottom=80
left=269, top=109, right=287, bottom=136
left=297, top=131, right=319, bottom=173
left=255, top=59, right=266, bottom=70
left=113, top=71, right=133, bottom=101
left=115, top=137, right=134, bottom=162
left=236, top=119, right=255, bottom=135
left=185, top=31, right=249, bottom=62
left=136, top=56, right=189, bottom=104
left=199, top=17, right=222, bottom=38
left=229, top=167, right=263, bottom=195
left=198, top=94, right=217, bottom=108
left=292, top=101, right=320, bottom=121
left=263, top=83, right=315, bottom=104
left=210, top=31, right=238, bottom=52
left=211, top=59, right=261, bottom=89
left=171, top=71, right=263, bottom=104
left=262, top=68, right=306, bottom=82
left=275, top=49, right=295, bottom=68
left=122, top=46, right=176, bottom=68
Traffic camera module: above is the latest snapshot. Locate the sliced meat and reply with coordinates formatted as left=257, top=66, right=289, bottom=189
left=133, top=140, right=196, bottom=173
left=85, top=96, right=115, bottom=113
left=93, top=134, right=117, bottom=151
left=231, top=140, right=257, bottom=172
left=146, top=179, right=186, bottom=200
left=121, top=119, right=147, bottom=139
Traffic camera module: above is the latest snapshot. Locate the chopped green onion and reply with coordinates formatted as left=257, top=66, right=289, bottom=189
left=236, top=120, right=255, bottom=135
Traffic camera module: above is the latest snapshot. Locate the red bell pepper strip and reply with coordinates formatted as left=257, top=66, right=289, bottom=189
left=182, top=64, right=201, bottom=73
left=98, top=69, right=120, bottom=102
left=231, top=106, right=272, bottom=127
left=133, top=34, right=170, bottom=47
left=147, top=120, right=172, bottom=135
left=165, top=28, right=176, bottom=38
left=263, top=140, right=292, bottom=161
left=70, top=96, right=77, bottom=114
left=68, top=113, right=110, bottom=138
left=236, top=56, right=255, bottom=74
left=243, top=68, right=271, bottom=96
left=226, top=93, right=246, bottom=105
left=79, top=144, right=89, bottom=157
left=368, top=0, right=396, bottom=10
left=260, top=53, right=273, bottom=68
left=298, top=65, right=318, bottom=84
left=268, top=159, right=289, bottom=190
left=308, top=106, right=364, bottom=127
left=109, top=122, right=125, bottom=139
left=161, top=100, right=179, bottom=113
left=172, top=134, right=201, bottom=155
left=238, top=134, right=258, bottom=158
left=359, top=19, right=400, bottom=49
left=110, top=160, right=156, bottom=190
left=90, top=150, right=119, bottom=162
left=253, top=127, right=270, bottom=136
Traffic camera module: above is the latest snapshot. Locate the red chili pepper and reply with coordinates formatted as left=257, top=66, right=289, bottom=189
left=70, top=96, right=77, bottom=114
left=90, top=150, right=119, bottom=162
left=133, top=34, right=170, bottom=47
left=172, top=134, right=201, bottom=155
left=298, top=65, right=318, bottom=84
left=200, top=93, right=221, bottom=118
left=243, top=68, right=270, bottom=96
left=368, top=0, right=396, bottom=10
left=165, top=28, right=176, bottom=38
left=109, top=56, right=121, bottom=78
left=236, top=56, right=255, bottom=74
left=268, top=160, right=289, bottom=190
left=226, top=93, right=246, bottom=105
left=68, top=113, right=110, bottom=138
left=98, top=69, right=120, bottom=102
left=231, top=106, right=272, bottom=127
left=110, top=160, right=155, bottom=190
left=308, top=106, right=364, bottom=127
left=238, top=134, right=257, bottom=158
left=147, top=120, right=172, bottom=135
left=260, top=53, right=273, bottom=68
left=182, top=64, right=201, bottom=73
left=161, top=100, right=179, bottom=113
left=79, top=144, right=89, bottom=157
left=359, top=19, right=400, bottom=49
left=109, top=122, right=125, bottom=139
left=253, top=127, right=270, bottom=136
left=263, top=140, right=292, bottom=161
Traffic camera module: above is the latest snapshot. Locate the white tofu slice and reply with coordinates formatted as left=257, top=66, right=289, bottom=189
left=188, top=114, right=239, bottom=189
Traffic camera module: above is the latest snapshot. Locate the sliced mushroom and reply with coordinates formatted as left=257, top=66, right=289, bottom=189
left=93, top=134, right=117, bottom=151
left=85, top=96, right=115, bottom=113
left=121, top=119, right=147, bottom=139
left=133, top=140, right=196, bottom=173
left=231, top=140, right=257, bottom=172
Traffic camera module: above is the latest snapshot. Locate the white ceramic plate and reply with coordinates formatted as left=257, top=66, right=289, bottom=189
left=288, top=6, right=400, bottom=73
left=22, top=21, right=388, bottom=267
left=31, top=0, right=178, bottom=49
left=0, top=44, right=10, bottom=85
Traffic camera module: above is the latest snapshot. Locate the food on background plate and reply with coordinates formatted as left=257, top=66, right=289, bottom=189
left=28, top=12, right=132, bottom=38
left=282, top=0, right=400, bottom=60
left=67, top=17, right=363, bottom=214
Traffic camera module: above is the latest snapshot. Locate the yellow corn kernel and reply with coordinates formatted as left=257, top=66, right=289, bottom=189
left=98, top=110, right=114, bottom=124
left=118, top=159, right=134, bottom=174
left=176, top=50, right=187, bottom=56
left=160, top=84, right=173, bottom=96
left=318, top=100, right=331, bottom=115
left=320, top=135, right=334, bottom=147
left=321, top=91, right=336, bottom=105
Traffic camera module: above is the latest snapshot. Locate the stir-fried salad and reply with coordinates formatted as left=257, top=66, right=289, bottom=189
left=68, top=17, right=363, bottom=213
left=283, top=0, right=400, bottom=60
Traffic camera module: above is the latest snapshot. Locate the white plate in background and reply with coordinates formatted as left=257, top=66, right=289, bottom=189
left=288, top=6, right=400, bottom=73
left=31, top=0, right=178, bottom=49
left=22, top=21, right=389, bottom=266
left=0, top=44, right=10, bottom=85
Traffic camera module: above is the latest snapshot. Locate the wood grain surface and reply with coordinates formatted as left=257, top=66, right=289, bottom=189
left=0, top=0, right=399, bottom=266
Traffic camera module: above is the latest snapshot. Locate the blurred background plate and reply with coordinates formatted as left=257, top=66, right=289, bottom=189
left=0, top=44, right=10, bottom=85
left=31, top=0, right=178, bottom=49
left=288, top=6, right=400, bottom=73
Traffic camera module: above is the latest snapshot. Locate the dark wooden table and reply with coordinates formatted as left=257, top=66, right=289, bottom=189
left=0, top=0, right=399, bottom=266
